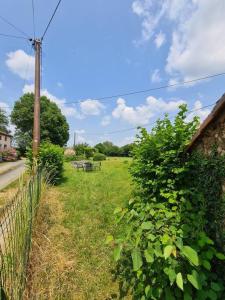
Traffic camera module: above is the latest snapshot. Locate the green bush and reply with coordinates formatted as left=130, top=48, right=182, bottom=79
left=74, top=155, right=86, bottom=161
left=111, top=105, right=225, bottom=299
left=27, top=142, right=64, bottom=184
left=64, top=154, right=76, bottom=162
left=93, top=153, right=106, bottom=161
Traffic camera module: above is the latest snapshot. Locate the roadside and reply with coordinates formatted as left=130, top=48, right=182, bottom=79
left=26, top=158, right=132, bottom=300
left=0, top=160, right=25, bottom=191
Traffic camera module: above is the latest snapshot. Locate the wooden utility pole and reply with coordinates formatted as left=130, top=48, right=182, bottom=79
left=33, top=39, right=41, bottom=158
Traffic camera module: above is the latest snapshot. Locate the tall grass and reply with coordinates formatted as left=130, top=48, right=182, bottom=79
left=26, top=158, right=132, bottom=299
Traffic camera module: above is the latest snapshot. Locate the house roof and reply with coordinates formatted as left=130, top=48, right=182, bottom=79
left=187, top=93, right=225, bottom=151
left=0, top=131, right=13, bottom=138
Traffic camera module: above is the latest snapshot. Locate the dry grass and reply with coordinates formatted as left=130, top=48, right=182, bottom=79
left=0, top=173, right=29, bottom=207
left=25, top=158, right=132, bottom=299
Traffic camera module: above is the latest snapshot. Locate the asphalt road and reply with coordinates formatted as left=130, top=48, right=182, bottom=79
left=0, top=160, right=25, bottom=190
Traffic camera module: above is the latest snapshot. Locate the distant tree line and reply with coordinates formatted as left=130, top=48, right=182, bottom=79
left=74, top=141, right=133, bottom=158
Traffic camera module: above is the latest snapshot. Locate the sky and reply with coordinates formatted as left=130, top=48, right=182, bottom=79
left=0, top=0, right=225, bottom=146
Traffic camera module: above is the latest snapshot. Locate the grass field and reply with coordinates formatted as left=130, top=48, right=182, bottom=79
left=26, top=157, right=132, bottom=300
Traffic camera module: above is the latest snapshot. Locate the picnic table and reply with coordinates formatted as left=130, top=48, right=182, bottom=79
left=73, top=161, right=101, bottom=172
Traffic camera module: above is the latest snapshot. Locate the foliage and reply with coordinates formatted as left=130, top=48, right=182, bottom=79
left=64, top=154, right=77, bottom=162
left=190, top=149, right=225, bottom=251
left=64, top=148, right=76, bottom=162
left=11, top=93, right=69, bottom=153
left=111, top=105, right=225, bottom=299
left=120, top=143, right=134, bottom=157
left=93, top=152, right=106, bottom=161
left=74, top=143, right=95, bottom=159
left=0, top=109, right=9, bottom=133
left=95, top=141, right=133, bottom=157
left=27, top=142, right=64, bottom=184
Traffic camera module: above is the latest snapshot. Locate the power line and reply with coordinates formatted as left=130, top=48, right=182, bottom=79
left=0, top=14, right=30, bottom=39
left=0, top=33, right=30, bottom=40
left=65, top=72, right=225, bottom=105
left=31, top=0, right=36, bottom=39
left=41, top=0, right=62, bottom=41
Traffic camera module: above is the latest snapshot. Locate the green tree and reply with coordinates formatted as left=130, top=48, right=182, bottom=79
left=95, top=141, right=121, bottom=156
left=11, top=93, right=69, bottom=153
left=74, top=143, right=95, bottom=159
left=0, top=109, right=9, bottom=133
left=120, top=143, right=134, bottom=157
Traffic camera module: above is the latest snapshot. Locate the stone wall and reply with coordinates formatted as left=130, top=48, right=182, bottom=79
left=189, top=95, right=225, bottom=155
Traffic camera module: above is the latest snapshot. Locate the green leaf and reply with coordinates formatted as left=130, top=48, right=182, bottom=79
left=176, top=272, right=183, bottom=291
left=164, top=245, right=174, bottom=259
left=165, top=287, right=175, bottom=300
left=215, top=252, right=225, bottom=260
left=187, top=270, right=201, bottom=290
left=211, top=282, right=222, bottom=292
left=147, top=233, right=156, bottom=241
left=184, top=292, right=192, bottom=300
left=182, top=246, right=199, bottom=266
left=208, top=290, right=217, bottom=300
left=141, top=221, right=152, bottom=230
left=168, top=268, right=176, bottom=284
left=145, top=285, right=151, bottom=297
left=113, top=245, right=122, bottom=262
left=131, top=248, right=143, bottom=271
left=144, top=249, right=154, bottom=263
left=202, top=260, right=211, bottom=270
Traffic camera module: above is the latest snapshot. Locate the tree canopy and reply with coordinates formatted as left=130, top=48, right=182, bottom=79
left=0, top=109, right=9, bottom=133
left=95, top=141, right=133, bottom=157
left=11, top=93, right=69, bottom=152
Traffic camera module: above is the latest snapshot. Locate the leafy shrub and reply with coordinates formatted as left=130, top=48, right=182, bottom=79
left=93, top=153, right=106, bottom=161
left=27, top=142, right=64, bottom=184
left=64, top=154, right=76, bottom=162
left=111, top=105, right=225, bottom=299
left=74, top=155, right=86, bottom=161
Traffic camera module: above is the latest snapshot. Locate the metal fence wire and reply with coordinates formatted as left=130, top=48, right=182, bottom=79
left=0, top=169, right=43, bottom=300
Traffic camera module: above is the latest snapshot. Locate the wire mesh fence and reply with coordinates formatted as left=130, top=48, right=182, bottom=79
left=0, top=168, right=44, bottom=300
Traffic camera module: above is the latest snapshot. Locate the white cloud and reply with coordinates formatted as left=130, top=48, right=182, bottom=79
left=132, top=1, right=225, bottom=82
left=23, top=84, right=79, bottom=118
left=112, top=96, right=185, bottom=126
left=151, top=69, right=161, bottom=83
left=0, top=102, right=11, bottom=114
left=75, top=129, right=86, bottom=144
left=117, top=136, right=136, bottom=147
left=6, top=50, right=34, bottom=80
left=154, top=31, right=166, bottom=48
left=101, top=115, right=111, bottom=126
left=166, top=0, right=225, bottom=80
left=186, top=100, right=210, bottom=123
left=132, top=0, right=167, bottom=43
left=80, top=99, right=104, bottom=116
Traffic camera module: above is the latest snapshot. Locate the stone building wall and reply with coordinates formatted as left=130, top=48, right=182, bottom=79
left=188, top=94, right=225, bottom=155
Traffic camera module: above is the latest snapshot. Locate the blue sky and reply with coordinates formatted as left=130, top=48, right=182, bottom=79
left=0, top=0, right=225, bottom=146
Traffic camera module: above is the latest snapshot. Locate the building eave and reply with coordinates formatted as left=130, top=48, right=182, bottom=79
left=187, top=93, right=225, bottom=151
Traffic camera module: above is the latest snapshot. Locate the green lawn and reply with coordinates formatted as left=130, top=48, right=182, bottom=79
left=27, top=157, right=132, bottom=300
